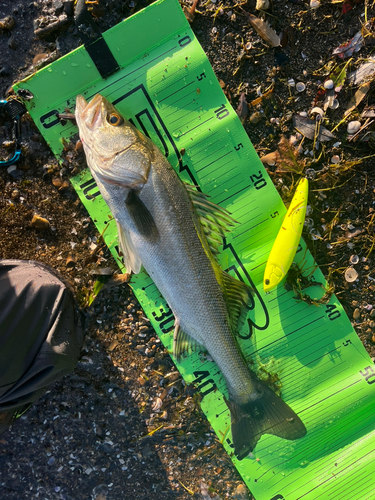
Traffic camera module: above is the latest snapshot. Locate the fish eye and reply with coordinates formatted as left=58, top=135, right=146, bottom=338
left=108, top=113, right=123, bottom=126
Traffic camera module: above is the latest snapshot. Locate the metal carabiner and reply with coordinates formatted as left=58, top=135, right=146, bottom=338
left=0, top=98, right=26, bottom=167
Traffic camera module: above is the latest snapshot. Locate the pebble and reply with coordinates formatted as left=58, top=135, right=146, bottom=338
left=331, top=155, right=340, bottom=164
left=52, top=177, right=62, bottom=188
left=11, top=189, right=20, bottom=199
left=250, top=111, right=262, bottom=124
left=324, top=79, right=334, bottom=90
left=347, top=121, right=361, bottom=134
left=0, top=15, right=15, bottom=30
left=108, top=340, right=119, bottom=351
left=353, top=308, right=361, bottom=321
left=256, top=0, right=270, bottom=10
left=66, top=254, right=75, bottom=268
left=31, top=214, right=50, bottom=230
left=233, top=484, right=248, bottom=499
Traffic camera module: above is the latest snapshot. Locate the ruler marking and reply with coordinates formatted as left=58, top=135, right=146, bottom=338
left=217, top=185, right=251, bottom=204
left=294, top=448, right=374, bottom=499
left=168, top=102, right=202, bottom=125
left=163, top=90, right=199, bottom=116
left=200, top=158, right=237, bottom=181
left=257, top=395, right=374, bottom=485
left=196, top=150, right=233, bottom=173
left=248, top=316, right=324, bottom=357
left=158, top=80, right=195, bottom=102
left=149, top=64, right=190, bottom=90
left=189, top=130, right=220, bottom=155
left=193, top=143, right=228, bottom=166
left=179, top=116, right=214, bottom=137
left=257, top=407, right=373, bottom=486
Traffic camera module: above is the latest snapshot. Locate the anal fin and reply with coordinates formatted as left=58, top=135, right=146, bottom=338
left=173, top=321, right=202, bottom=362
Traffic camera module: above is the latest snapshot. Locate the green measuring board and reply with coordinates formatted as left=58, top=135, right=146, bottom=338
left=14, top=1, right=375, bottom=498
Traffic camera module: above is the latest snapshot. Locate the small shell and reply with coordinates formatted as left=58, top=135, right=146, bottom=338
left=330, top=98, right=339, bottom=110
left=289, top=135, right=298, bottom=146
left=345, top=267, right=358, bottom=283
left=324, top=79, right=334, bottom=90
left=347, top=120, right=361, bottom=134
left=152, top=397, right=163, bottom=411
left=296, top=82, right=306, bottom=92
left=310, top=107, right=324, bottom=118
left=310, top=0, right=320, bottom=8
left=260, top=151, right=278, bottom=166
left=288, top=78, right=296, bottom=87
left=331, top=155, right=340, bottom=164
left=350, top=254, right=359, bottom=265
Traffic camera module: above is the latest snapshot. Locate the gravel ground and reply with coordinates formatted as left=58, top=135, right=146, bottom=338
left=1, top=0, right=375, bottom=499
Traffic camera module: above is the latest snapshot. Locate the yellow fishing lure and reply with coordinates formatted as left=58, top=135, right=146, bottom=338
left=263, top=178, right=309, bottom=293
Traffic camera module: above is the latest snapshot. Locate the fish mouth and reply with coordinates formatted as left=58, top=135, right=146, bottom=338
left=75, top=94, right=104, bottom=130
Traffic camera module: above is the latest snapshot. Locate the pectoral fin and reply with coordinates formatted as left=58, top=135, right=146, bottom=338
left=116, top=220, right=142, bottom=274
left=125, top=190, right=159, bottom=242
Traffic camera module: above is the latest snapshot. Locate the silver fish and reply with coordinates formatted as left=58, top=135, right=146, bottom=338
left=75, top=94, right=307, bottom=459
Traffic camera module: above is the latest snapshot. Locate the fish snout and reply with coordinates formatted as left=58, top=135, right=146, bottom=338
left=76, top=94, right=104, bottom=131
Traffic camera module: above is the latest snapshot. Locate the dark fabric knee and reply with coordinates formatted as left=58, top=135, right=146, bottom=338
left=0, top=260, right=85, bottom=414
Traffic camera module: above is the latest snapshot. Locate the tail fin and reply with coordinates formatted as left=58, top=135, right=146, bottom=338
left=227, top=380, right=307, bottom=460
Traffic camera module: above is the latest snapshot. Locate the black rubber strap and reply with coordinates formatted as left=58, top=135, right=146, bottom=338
left=74, top=0, right=120, bottom=79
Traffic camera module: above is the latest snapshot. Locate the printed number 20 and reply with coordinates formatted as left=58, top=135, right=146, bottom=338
left=250, top=171, right=267, bottom=190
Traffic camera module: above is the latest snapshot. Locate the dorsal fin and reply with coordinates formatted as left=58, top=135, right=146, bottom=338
left=221, top=270, right=254, bottom=333
left=185, top=184, right=237, bottom=256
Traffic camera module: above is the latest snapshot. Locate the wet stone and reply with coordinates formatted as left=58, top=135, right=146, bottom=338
left=31, top=214, right=50, bottom=230
left=0, top=15, right=15, bottom=30
left=353, top=308, right=361, bottom=321
left=136, top=345, right=146, bottom=354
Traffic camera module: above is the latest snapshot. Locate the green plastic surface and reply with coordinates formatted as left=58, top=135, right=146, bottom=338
left=14, top=1, right=375, bottom=499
